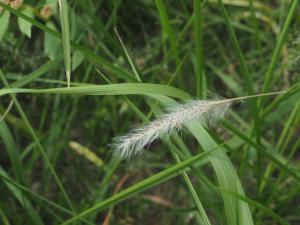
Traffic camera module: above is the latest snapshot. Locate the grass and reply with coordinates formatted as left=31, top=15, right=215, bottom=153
left=58, top=0, right=71, bottom=87
left=0, top=0, right=300, bottom=224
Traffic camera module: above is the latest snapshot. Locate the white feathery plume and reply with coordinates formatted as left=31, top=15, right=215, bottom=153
left=112, top=91, right=287, bottom=159
left=113, top=98, right=233, bottom=159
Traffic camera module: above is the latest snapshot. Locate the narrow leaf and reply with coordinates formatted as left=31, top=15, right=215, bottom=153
left=58, top=0, right=71, bottom=87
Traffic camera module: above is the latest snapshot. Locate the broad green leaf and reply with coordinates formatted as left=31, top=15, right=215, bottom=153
left=188, top=124, right=254, bottom=225
left=44, top=22, right=61, bottom=60
left=58, top=0, right=71, bottom=87
left=18, top=6, right=33, bottom=38
left=0, top=10, right=10, bottom=41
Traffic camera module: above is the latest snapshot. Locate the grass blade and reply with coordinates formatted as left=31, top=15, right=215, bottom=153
left=155, top=0, right=180, bottom=66
left=0, top=2, right=136, bottom=82
left=0, top=70, right=75, bottom=214
left=217, top=0, right=254, bottom=95
left=0, top=168, right=44, bottom=225
left=62, top=144, right=225, bottom=224
left=0, top=83, right=191, bottom=99
left=58, top=0, right=71, bottom=87
left=259, top=0, right=299, bottom=99
left=194, top=0, right=206, bottom=98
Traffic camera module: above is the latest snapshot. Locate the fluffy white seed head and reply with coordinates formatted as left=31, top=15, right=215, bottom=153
left=112, top=99, right=232, bottom=159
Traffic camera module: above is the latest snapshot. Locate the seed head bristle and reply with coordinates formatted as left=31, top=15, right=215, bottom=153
left=112, top=98, right=233, bottom=159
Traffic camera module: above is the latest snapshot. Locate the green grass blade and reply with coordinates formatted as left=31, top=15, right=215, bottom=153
left=98, top=68, right=210, bottom=223
left=0, top=2, right=136, bottom=82
left=259, top=0, right=299, bottom=100
left=114, top=28, right=142, bottom=82
left=0, top=174, right=94, bottom=225
left=11, top=60, right=60, bottom=88
left=149, top=94, right=254, bottom=225
left=217, top=0, right=254, bottom=95
left=132, top=97, right=212, bottom=224
left=155, top=0, right=180, bottom=66
left=62, top=144, right=225, bottom=224
left=188, top=123, right=254, bottom=225
left=216, top=188, right=290, bottom=225
left=194, top=0, right=206, bottom=98
left=223, top=122, right=300, bottom=183
left=0, top=83, right=191, bottom=99
left=248, top=0, right=262, bottom=61
left=0, top=167, right=44, bottom=225
left=58, top=0, right=71, bottom=87
left=0, top=70, right=75, bottom=214
left=262, top=84, right=300, bottom=117
left=0, top=10, right=10, bottom=41
left=169, top=143, right=212, bottom=225
left=0, top=120, right=24, bottom=184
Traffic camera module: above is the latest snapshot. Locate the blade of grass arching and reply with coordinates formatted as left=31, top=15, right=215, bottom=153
left=62, top=144, right=225, bottom=225
left=194, top=0, right=206, bottom=98
left=11, top=59, right=60, bottom=88
left=0, top=168, right=44, bottom=225
left=0, top=83, right=191, bottom=99
left=258, top=0, right=298, bottom=108
left=188, top=123, right=254, bottom=225
left=58, top=0, right=71, bottom=87
left=0, top=71, right=75, bottom=214
left=215, top=188, right=290, bottom=225
left=155, top=0, right=180, bottom=67
left=189, top=124, right=253, bottom=225
left=0, top=2, right=136, bottom=82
